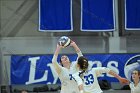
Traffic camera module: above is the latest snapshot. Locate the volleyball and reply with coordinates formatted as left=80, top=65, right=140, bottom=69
left=58, top=36, right=71, bottom=47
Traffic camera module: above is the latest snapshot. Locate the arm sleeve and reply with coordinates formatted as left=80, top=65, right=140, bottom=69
left=76, top=51, right=83, bottom=62
left=72, top=71, right=83, bottom=86
left=52, top=55, right=62, bottom=74
left=94, top=67, right=111, bottom=77
left=77, top=51, right=83, bottom=57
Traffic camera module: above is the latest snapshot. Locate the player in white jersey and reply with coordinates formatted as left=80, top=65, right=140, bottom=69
left=129, top=69, right=140, bottom=93
left=74, top=56, right=129, bottom=93
left=52, top=40, right=84, bottom=93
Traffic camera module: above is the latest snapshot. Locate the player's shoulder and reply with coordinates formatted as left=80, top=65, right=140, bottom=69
left=91, top=67, right=106, bottom=72
left=86, top=68, right=95, bottom=73
left=129, top=82, right=134, bottom=87
left=70, top=61, right=77, bottom=67
left=129, top=82, right=134, bottom=89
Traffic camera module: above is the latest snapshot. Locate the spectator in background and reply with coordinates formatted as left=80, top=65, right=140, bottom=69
left=129, top=69, right=140, bottom=93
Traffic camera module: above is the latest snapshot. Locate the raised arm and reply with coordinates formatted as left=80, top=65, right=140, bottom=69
left=52, top=44, right=63, bottom=74
left=108, top=70, right=129, bottom=84
left=95, top=67, right=129, bottom=84
left=70, top=40, right=83, bottom=58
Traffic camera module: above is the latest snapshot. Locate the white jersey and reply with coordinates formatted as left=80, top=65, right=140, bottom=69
left=52, top=51, right=83, bottom=93
left=58, top=67, right=80, bottom=93
left=129, top=82, right=140, bottom=93
left=81, top=67, right=110, bottom=93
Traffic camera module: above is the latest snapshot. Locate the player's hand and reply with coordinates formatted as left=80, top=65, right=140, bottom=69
left=70, top=40, right=76, bottom=47
left=57, top=44, right=65, bottom=49
left=119, top=77, right=129, bottom=84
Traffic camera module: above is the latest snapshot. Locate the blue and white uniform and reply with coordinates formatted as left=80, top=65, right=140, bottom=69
left=52, top=51, right=83, bottom=93
left=74, top=67, right=110, bottom=93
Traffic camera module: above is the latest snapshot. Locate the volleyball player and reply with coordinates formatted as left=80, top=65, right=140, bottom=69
left=52, top=40, right=84, bottom=93
left=73, top=56, right=129, bottom=93
left=129, top=69, right=140, bottom=93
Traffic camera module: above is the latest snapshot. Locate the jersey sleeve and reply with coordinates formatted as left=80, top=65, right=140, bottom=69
left=72, top=71, right=83, bottom=86
left=94, top=67, right=111, bottom=77
left=52, top=55, right=62, bottom=74
left=76, top=51, right=83, bottom=62
left=77, top=51, right=83, bottom=57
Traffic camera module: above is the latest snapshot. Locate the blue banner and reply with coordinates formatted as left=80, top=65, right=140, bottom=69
left=11, top=54, right=140, bottom=84
left=125, top=0, right=140, bottom=30
left=81, top=0, right=115, bottom=31
left=39, top=0, right=73, bottom=31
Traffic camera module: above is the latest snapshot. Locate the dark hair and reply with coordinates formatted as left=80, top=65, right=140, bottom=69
left=78, top=56, right=88, bottom=72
